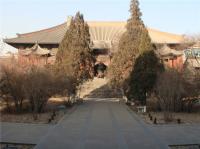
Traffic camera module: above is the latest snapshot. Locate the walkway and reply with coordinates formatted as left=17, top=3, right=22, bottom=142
left=150, top=124, right=200, bottom=146
left=0, top=122, right=52, bottom=144
left=35, top=98, right=169, bottom=149
left=1, top=98, right=200, bottom=149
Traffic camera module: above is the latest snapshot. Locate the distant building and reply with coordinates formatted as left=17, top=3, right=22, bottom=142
left=184, top=42, right=200, bottom=73
left=18, top=43, right=56, bottom=66
left=156, top=45, right=184, bottom=70
left=4, top=18, right=184, bottom=74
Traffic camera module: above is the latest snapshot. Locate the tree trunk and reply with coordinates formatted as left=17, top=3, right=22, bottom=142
left=14, top=100, right=20, bottom=113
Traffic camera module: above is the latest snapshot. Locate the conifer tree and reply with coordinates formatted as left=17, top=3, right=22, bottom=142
left=56, top=12, right=95, bottom=84
left=108, top=0, right=153, bottom=88
left=127, top=50, right=164, bottom=104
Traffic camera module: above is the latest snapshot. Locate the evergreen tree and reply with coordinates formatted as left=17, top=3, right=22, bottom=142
left=109, top=0, right=153, bottom=88
left=56, top=12, right=95, bottom=84
left=127, top=50, right=164, bottom=105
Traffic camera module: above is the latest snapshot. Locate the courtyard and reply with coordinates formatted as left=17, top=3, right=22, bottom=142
left=0, top=97, right=200, bottom=149
left=1, top=0, right=200, bottom=149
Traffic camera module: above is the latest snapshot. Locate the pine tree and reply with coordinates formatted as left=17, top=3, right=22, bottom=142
left=109, top=0, right=153, bottom=88
left=56, top=12, right=95, bottom=84
left=127, top=50, right=164, bottom=105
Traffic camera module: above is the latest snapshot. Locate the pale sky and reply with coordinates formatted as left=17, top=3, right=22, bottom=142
left=0, top=0, right=200, bottom=38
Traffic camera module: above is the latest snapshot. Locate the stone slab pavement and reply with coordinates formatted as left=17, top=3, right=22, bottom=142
left=35, top=98, right=169, bottom=149
left=0, top=122, right=52, bottom=144
left=1, top=98, right=200, bottom=149
left=150, top=124, right=200, bottom=146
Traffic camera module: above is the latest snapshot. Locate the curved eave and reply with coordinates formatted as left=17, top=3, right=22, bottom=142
left=4, top=39, right=60, bottom=45
left=4, top=21, right=184, bottom=46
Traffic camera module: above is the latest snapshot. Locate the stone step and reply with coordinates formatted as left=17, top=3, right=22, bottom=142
left=78, top=78, right=122, bottom=98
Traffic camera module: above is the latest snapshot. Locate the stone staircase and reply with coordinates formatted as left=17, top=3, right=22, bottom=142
left=78, top=77, right=122, bottom=98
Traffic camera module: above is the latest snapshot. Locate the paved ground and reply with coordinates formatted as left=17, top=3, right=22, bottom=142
left=35, top=99, right=169, bottom=149
left=0, top=122, right=52, bottom=144
left=1, top=98, right=200, bottom=149
left=150, top=124, right=200, bottom=146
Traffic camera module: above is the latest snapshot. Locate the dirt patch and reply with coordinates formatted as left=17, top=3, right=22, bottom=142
left=138, top=111, right=200, bottom=125
left=0, top=110, right=66, bottom=124
left=0, top=143, right=35, bottom=149
left=169, top=144, right=200, bottom=149
left=0, top=98, right=70, bottom=124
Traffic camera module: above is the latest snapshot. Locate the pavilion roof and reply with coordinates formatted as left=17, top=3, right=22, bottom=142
left=20, top=43, right=50, bottom=56
left=157, top=45, right=183, bottom=57
left=4, top=21, right=184, bottom=47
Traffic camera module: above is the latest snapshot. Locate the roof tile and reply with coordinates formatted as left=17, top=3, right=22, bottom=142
left=4, top=21, right=184, bottom=45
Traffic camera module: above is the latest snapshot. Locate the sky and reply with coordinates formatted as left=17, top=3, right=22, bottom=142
left=0, top=0, right=200, bottom=38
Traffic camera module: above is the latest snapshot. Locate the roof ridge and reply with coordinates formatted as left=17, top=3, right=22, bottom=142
left=4, top=21, right=184, bottom=45
left=12, top=21, right=182, bottom=38
left=19, top=22, right=67, bottom=37
left=148, top=28, right=183, bottom=37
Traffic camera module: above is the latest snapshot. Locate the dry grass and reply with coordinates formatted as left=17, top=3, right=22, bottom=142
left=0, top=110, right=66, bottom=124
left=138, top=112, right=200, bottom=125
left=0, top=98, right=69, bottom=124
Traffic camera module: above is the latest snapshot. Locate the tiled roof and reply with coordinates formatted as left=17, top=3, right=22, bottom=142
left=4, top=21, right=184, bottom=45
left=20, top=43, right=50, bottom=56
left=157, top=45, right=183, bottom=57
left=5, top=23, right=67, bottom=44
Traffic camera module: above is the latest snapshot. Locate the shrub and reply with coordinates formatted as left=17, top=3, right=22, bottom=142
left=0, top=64, right=26, bottom=113
left=182, top=70, right=200, bottom=112
left=0, top=62, right=77, bottom=114
left=25, top=66, right=76, bottom=113
left=155, top=69, right=186, bottom=121
left=156, top=69, right=186, bottom=112
left=25, top=67, right=52, bottom=113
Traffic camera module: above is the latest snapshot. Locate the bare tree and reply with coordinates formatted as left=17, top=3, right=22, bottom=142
left=25, top=66, right=77, bottom=114
left=0, top=60, right=77, bottom=116
left=155, top=69, right=185, bottom=122
left=0, top=64, right=26, bottom=113
left=182, top=69, right=200, bottom=112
